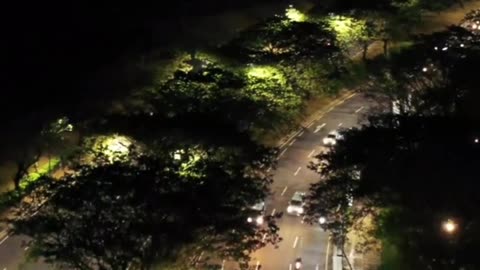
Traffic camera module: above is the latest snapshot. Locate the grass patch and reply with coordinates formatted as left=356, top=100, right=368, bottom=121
left=19, top=157, right=60, bottom=190
left=0, top=157, right=61, bottom=213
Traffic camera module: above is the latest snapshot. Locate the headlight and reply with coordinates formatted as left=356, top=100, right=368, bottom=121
left=319, top=217, right=326, bottom=224
left=256, top=216, right=264, bottom=225
left=247, top=217, right=253, bottom=223
left=298, top=208, right=304, bottom=214
left=287, top=206, right=293, bottom=213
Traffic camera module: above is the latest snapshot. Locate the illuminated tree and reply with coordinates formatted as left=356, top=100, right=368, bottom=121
left=12, top=144, right=279, bottom=270
left=305, top=114, right=480, bottom=270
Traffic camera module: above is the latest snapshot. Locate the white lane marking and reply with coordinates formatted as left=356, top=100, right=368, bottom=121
left=278, top=148, right=287, bottom=159
left=314, top=123, right=326, bottom=133
left=289, top=264, right=292, bottom=270
left=262, top=233, right=267, bottom=242
left=289, top=138, right=297, bottom=146
left=294, top=167, right=302, bottom=176
left=338, top=122, right=343, bottom=127
left=271, top=208, right=276, bottom=216
left=279, top=129, right=302, bottom=148
left=293, top=236, right=299, bottom=248
left=266, top=167, right=272, bottom=172
left=355, top=106, right=364, bottom=113
left=31, top=210, right=39, bottom=217
left=0, top=235, right=9, bottom=245
left=221, top=260, right=225, bottom=270
left=24, top=246, right=29, bottom=251
left=255, top=261, right=261, bottom=270
left=316, top=264, right=319, bottom=270
left=298, top=131, right=305, bottom=137
left=325, top=236, right=331, bottom=270
left=308, top=149, right=316, bottom=158
left=301, top=215, right=306, bottom=224
left=306, top=122, right=314, bottom=128
left=197, top=251, right=204, bottom=264
left=281, top=186, right=288, bottom=196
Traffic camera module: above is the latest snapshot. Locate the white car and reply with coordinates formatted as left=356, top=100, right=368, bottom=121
left=323, top=130, right=342, bottom=146
left=287, top=192, right=305, bottom=216
left=247, top=201, right=265, bottom=225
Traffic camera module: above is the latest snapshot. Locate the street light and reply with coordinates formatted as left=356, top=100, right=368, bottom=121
left=319, top=217, right=326, bottom=224
left=442, top=219, right=457, bottom=234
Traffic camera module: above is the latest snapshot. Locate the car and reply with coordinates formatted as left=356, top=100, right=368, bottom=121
left=247, top=201, right=265, bottom=225
left=287, top=191, right=305, bottom=216
left=323, top=130, right=342, bottom=145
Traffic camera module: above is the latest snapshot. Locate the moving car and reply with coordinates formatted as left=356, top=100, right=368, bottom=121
left=247, top=201, right=265, bottom=225
left=287, top=191, right=305, bottom=216
left=323, top=130, right=342, bottom=145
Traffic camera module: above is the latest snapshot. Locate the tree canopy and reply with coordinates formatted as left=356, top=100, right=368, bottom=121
left=305, top=23, right=480, bottom=270
left=12, top=143, right=279, bottom=270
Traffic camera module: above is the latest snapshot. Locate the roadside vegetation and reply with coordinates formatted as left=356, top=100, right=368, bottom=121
left=2, top=0, right=479, bottom=269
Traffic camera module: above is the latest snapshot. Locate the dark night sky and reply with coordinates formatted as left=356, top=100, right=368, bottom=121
left=1, top=0, right=286, bottom=155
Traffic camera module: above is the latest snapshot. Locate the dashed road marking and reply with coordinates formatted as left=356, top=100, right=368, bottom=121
left=271, top=208, right=276, bottom=216
left=281, top=186, right=288, bottom=196
left=355, top=106, right=364, bottom=113
left=278, top=148, right=287, bottom=159
left=314, top=123, right=326, bottom=133
left=294, top=167, right=302, bottom=176
left=266, top=167, right=272, bottom=172
left=316, top=264, right=319, bottom=270
left=298, top=131, right=304, bottom=137
left=262, top=233, right=267, bottom=242
left=338, top=122, right=343, bottom=127
left=255, top=261, right=261, bottom=270
left=289, top=264, right=292, bottom=270
left=308, top=149, right=316, bottom=158
left=289, top=138, right=297, bottom=146
left=221, top=260, right=225, bottom=270
left=293, top=236, right=299, bottom=248
left=306, top=122, right=314, bottom=128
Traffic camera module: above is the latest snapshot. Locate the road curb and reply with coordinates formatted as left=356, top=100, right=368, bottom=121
left=277, top=91, right=356, bottom=149
left=0, top=229, right=8, bottom=242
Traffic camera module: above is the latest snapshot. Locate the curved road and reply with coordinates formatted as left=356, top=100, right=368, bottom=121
left=0, top=93, right=372, bottom=270
left=223, top=93, right=374, bottom=270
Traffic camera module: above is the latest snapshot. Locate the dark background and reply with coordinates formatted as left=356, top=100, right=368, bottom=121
left=1, top=0, right=289, bottom=155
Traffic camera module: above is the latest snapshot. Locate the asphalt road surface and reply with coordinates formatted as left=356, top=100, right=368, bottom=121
left=0, top=93, right=373, bottom=270
left=226, top=93, right=374, bottom=270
